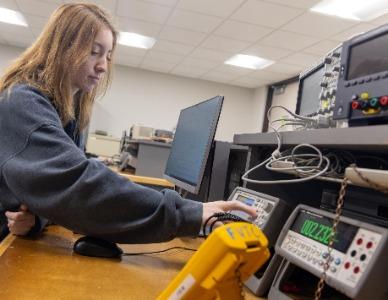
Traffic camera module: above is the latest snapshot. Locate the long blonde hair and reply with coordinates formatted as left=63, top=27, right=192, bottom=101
left=0, top=3, right=117, bottom=130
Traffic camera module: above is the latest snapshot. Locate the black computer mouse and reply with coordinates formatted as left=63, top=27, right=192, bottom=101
left=73, top=236, right=123, bottom=258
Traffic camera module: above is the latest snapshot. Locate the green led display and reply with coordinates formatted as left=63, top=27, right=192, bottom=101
left=300, top=219, right=336, bottom=245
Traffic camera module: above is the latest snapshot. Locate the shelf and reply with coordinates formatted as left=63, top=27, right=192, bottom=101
left=233, top=124, right=388, bottom=150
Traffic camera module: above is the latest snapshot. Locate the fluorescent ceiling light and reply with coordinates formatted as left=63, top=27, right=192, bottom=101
left=118, top=32, right=156, bottom=49
left=311, top=0, right=388, bottom=21
left=0, top=7, right=27, bottom=26
left=225, top=54, right=274, bottom=70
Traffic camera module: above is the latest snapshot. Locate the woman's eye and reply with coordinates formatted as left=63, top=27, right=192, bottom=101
left=91, top=51, right=99, bottom=56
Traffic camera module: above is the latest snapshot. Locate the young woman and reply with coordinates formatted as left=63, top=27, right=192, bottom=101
left=0, top=3, right=255, bottom=243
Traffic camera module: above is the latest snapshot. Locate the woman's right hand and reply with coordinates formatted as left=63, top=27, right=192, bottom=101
left=5, top=204, right=36, bottom=236
left=202, top=200, right=257, bottom=228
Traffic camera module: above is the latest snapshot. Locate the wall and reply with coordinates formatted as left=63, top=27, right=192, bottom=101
left=91, top=65, right=267, bottom=142
left=0, top=44, right=269, bottom=141
left=267, top=81, right=299, bottom=132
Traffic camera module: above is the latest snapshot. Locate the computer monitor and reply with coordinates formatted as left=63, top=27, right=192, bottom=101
left=295, top=63, right=325, bottom=116
left=163, top=96, right=224, bottom=194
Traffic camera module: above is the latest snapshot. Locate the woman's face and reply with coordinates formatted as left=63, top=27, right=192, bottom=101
left=72, top=26, right=113, bottom=94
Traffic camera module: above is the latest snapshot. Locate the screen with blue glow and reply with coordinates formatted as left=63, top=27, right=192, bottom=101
left=164, top=96, right=223, bottom=194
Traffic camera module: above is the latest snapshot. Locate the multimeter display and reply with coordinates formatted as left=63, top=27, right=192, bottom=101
left=236, top=195, right=255, bottom=206
left=290, top=210, right=358, bottom=253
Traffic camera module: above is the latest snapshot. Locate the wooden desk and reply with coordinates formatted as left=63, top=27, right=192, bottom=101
left=120, top=173, right=175, bottom=189
left=0, top=226, right=264, bottom=299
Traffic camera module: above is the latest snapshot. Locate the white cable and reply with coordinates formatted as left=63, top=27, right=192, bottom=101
left=241, top=105, right=331, bottom=185
left=242, top=155, right=330, bottom=184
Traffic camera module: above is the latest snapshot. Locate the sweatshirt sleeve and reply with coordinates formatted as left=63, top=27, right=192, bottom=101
left=2, top=123, right=203, bottom=244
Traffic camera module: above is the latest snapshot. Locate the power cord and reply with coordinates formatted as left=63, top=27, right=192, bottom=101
left=122, top=246, right=197, bottom=256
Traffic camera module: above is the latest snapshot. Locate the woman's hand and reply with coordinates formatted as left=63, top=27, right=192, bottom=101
left=202, top=200, right=257, bottom=228
left=5, top=204, right=36, bottom=236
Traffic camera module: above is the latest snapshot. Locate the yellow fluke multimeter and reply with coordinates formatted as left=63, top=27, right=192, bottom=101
left=158, top=222, right=270, bottom=300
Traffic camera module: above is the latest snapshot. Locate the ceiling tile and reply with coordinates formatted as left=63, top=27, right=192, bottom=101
left=213, top=64, right=253, bottom=76
left=264, top=0, right=321, bottom=9
left=117, top=17, right=162, bottom=37
left=145, top=49, right=184, bottom=64
left=0, top=22, right=32, bottom=35
left=141, top=58, right=177, bottom=72
left=24, top=14, right=49, bottom=31
left=201, top=70, right=239, bottom=83
left=330, top=23, right=377, bottom=42
left=179, top=57, right=219, bottom=70
left=250, top=69, right=291, bottom=81
left=282, top=12, right=357, bottom=38
left=140, top=0, right=178, bottom=7
left=16, top=0, right=58, bottom=17
left=170, top=64, right=209, bottom=78
left=1, top=30, right=35, bottom=48
left=265, top=62, right=303, bottom=75
left=153, top=40, right=194, bottom=55
left=302, top=39, right=340, bottom=56
left=159, top=26, right=207, bottom=46
left=231, top=76, right=270, bottom=88
left=242, top=44, right=292, bottom=60
left=368, top=12, right=388, bottom=26
left=177, top=0, right=245, bottom=18
left=40, top=0, right=62, bottom=3
left=64, top=0, right=117, bottom=14
left=115, top=44, right=148, bottom=57
left=189, top=47, right=234, bottom=62
left=0, top=0, right=20, bottom=10
left=280, top=52, right=321, bottom=67
left=114, top=54, right=144, bottom=68
left=201, top=35, right=251, bottom=53
left=116, top=0, right=172, bottom=24
left=167, top=9, right=222, bottom=33
left=215, top=20, right=273, bottom=43
left=231, top=0, right=303, bottom=28
left=259, top=30, right=320, bottom=51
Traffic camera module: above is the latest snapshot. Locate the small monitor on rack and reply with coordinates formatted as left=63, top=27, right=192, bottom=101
left=296, top=63, right=325, bottom=116
left=163, top=96, right=224, bottom=195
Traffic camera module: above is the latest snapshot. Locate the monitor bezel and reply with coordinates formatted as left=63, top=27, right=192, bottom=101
left=163, top=95, right=224, bottom=194
left=295, top=62, right=324, bottom=116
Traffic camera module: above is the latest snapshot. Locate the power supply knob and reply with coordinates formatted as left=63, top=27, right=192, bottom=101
left=324, top=57, right=332, bottom=64
left=333, top=52, right=341, bottom=57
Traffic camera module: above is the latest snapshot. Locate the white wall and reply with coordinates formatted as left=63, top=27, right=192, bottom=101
left=268, top=81, right=299, bottom=132
left=0, top=44, right=268, bottom=141
left=252, top=86, right=268, bottom=133
left=91, top=65, right=267, bottom=141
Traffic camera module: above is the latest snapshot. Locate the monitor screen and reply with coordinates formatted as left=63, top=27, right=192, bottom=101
left=347, top=33, right=388, bottom=80
left=163, top=96, right=224, bottom=194
left=296, top=64, right=325, bottom=116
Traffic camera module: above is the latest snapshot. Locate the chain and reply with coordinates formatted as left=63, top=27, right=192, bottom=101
left=349, top=164, right=388, bottom=194
left=314, top=176, right=349, bottom=300
left=235, top=268, right=245, bottom=300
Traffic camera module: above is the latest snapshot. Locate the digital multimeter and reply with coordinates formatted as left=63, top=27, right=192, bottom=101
left=228, top=187, right=291, bottom=296
left=269, top=205, right=388, bottom=300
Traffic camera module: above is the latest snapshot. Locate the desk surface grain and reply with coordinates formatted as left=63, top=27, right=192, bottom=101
left=0, top=226, right=263, bottom=300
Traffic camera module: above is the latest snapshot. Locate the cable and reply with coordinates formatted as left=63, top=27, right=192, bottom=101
left=242, top=148, right=330, bottom=184
left=122, top=246, right=197, bottom=256
left=242, top=106, right=332, bottom=185
left=203, top=212, right=251, bottom=238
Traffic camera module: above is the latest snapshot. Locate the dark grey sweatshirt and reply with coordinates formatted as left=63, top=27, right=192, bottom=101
left=0, top=84, right=202, bottom=243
